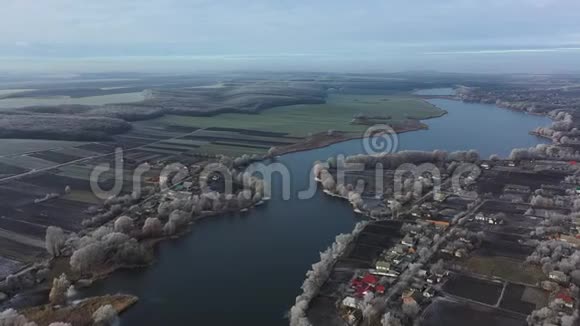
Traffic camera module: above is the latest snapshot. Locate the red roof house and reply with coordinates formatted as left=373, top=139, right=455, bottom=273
left=361, top=274, right=378, bottom=285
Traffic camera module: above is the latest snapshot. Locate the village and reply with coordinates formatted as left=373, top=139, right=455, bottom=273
left=301, top=151, right=580, bottom=326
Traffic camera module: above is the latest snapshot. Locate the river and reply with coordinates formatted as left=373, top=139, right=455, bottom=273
left=79, top=97, right=550, bottom=325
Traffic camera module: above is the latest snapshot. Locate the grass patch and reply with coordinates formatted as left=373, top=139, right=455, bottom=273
left=460, top=255, right=546, bottom=285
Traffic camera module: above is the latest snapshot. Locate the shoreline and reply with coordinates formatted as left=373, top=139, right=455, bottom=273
left=273, top=101, right=448, bottom=157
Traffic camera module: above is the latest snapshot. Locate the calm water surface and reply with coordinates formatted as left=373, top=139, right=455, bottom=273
left=80, top=98, right=550, bottom=325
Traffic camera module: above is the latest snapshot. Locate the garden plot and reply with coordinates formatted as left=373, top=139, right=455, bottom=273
left=499, top=284, right=548, bottom=315
left=421, top=298, right=525, bottom=326
left=443, top=274, right=504, bottom=305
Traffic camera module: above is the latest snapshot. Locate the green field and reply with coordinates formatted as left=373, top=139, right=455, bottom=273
left=0, top=92, right=145, bottom=109
left=149, top=94, right=444, bottom=137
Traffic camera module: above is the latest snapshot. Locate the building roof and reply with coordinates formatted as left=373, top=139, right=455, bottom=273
left=403, top=297, right=417, bottom=305
left=362, top=274, right=379, bottom=285
left=342, top=296, right=359, bottom=308
left=556, top=291, right=574, bottom=303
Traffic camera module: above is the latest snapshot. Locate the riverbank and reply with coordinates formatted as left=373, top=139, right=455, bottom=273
left=21, top=294, right=137, bottom=326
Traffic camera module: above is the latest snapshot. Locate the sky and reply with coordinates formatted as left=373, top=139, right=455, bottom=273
left=1, top=0, right=580, bottom=73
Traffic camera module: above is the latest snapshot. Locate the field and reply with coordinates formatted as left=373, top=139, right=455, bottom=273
left=153, top=94, right=443, bottom=137
left=141, top=94, right=444, bottom=155
left=459, top=255, right=545, bottom=285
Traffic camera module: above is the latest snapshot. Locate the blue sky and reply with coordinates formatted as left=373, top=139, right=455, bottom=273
left=1, top=0, right=580, bottom=73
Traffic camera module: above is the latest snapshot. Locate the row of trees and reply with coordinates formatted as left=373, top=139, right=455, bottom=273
left=342, top=149, right=478, bottom=170
left=289, top=222, right=368, bottom=326
left=510, top=143, right=580, bottom=161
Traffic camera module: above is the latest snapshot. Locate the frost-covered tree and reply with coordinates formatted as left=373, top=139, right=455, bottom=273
left=49, top=274, right=70, bottom=306
left=142, top=217, right=162, bottom=237
left=163, top=221, right=177, bottom=236
left=0, top=308, right=37, bottom=326
left=114, top=216, right=133, bottom=234
left=157, top=202, right=171, bottom=218
left=92, top=305, right=118, bottom=326
left=45, top=226, right=66, bottom=257
left=70, top=242, right=105, bottom=274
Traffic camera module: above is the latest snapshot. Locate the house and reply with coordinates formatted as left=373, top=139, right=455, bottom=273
left=391, top=254, right=404, bottom=264
left=474, top=213, right=503, bottom=225
left=392, top=244, right=407, bottom=255
left=401, top=235, right=415, bottom=247
left=426, top=220, right=450, bottom=229
left=549, top=271, right=569, bottom=283
left=342, top=296, right=360, bottom=309
left=394, top=262, right=409, bottom=273
left=423, top=287, right=435, bottom=298
left=376, top=261, right=391, bottom=273
left=375, top=285, right=386, bottom=295
left=351, top=274, right=382, bottom=298
left=555, top=291, right=575, bottom=309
